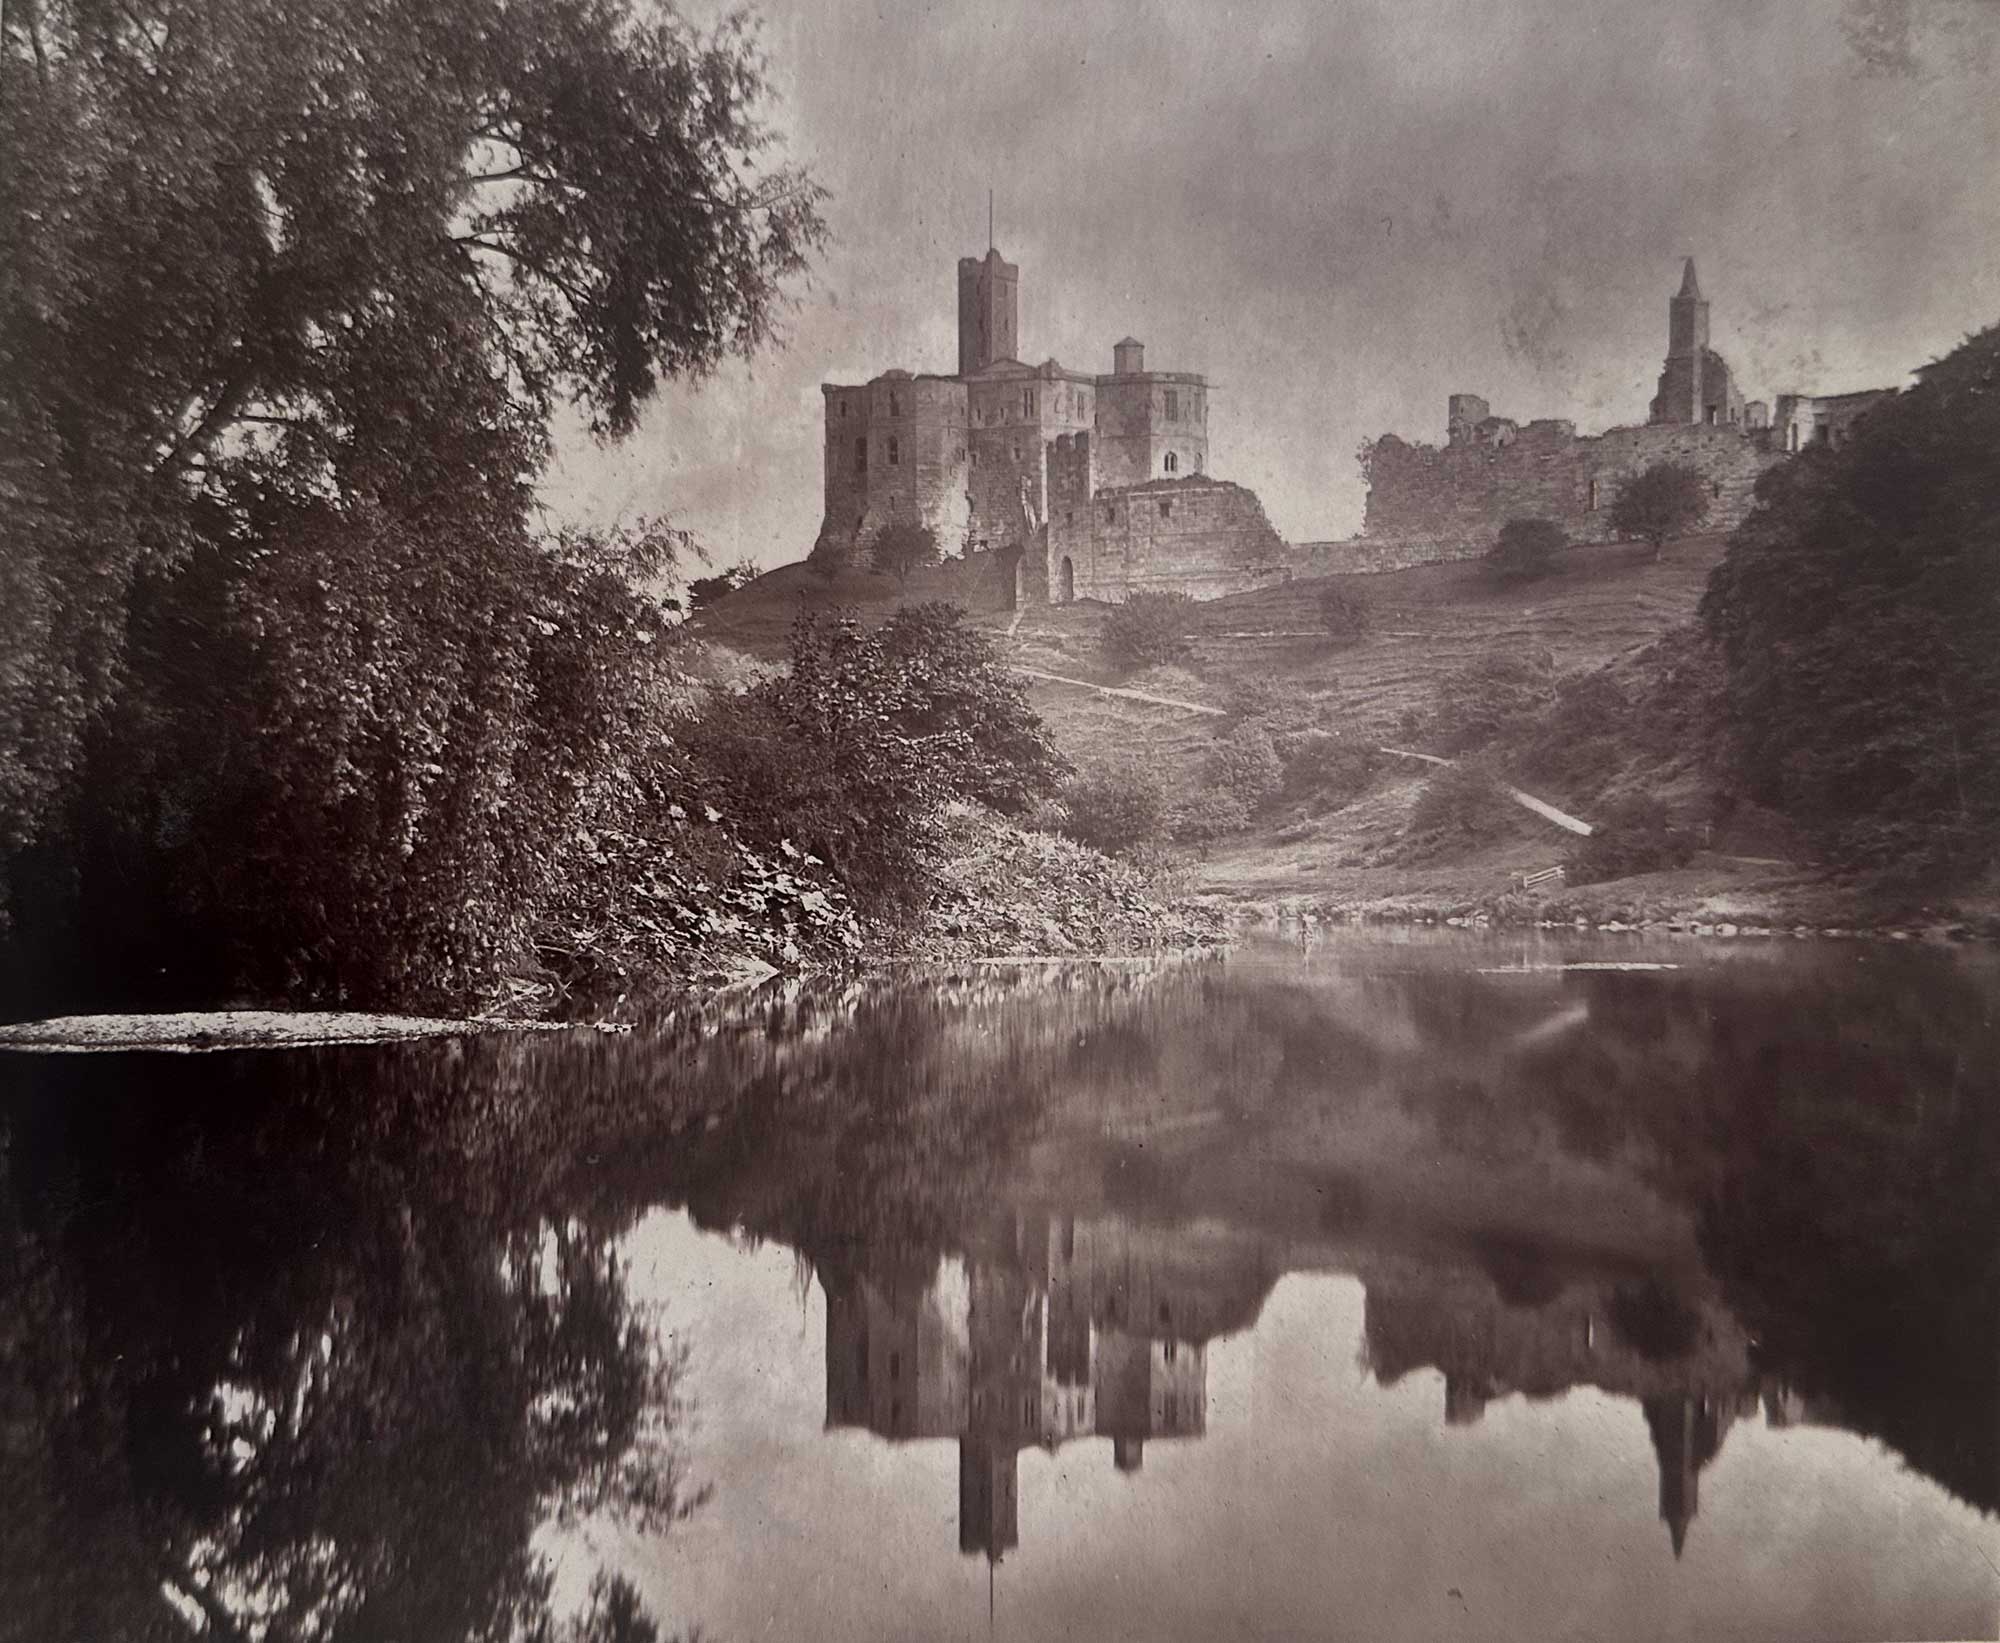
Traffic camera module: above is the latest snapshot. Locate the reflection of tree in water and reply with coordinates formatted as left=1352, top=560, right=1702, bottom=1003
left=0, top=1051, right=704, bottom=1643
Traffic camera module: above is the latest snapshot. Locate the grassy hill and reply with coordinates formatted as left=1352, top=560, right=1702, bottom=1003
left=693, top=536, right=1982, bottom=928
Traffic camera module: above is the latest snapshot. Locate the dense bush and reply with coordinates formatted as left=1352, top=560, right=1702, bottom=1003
left=1702, top=323, right=2000, bottom=881
left=1220, top=674, right=1284, bottom=725
left=1406, top=762, right=1518, bottom=848
left=1170, top=789, right=1251, bottom=852
left=1427, top=651, right=1557, bottom=754
left=1564, top=793, right=1697, bottom=885
left=1317, top=587, right=1370, bottom=645
left=1275, top=730, right=1380, bottom=808
left=1513, top=672, right=1634, bottom=797
left=1203, top=721, right=1284, bottom=813
left=1060, top=768, right=1167, bottom=855
left=1100, top=592, right=1199, bottom=672
left=1485, top=517, right=1566, bottom=584
left=684, top=606, right=1066, bottom=910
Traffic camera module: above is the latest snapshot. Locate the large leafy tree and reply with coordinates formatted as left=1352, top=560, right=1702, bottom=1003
left=1701, top=325, right=2000, bottom=880
left=0, top=0, right=826, bottom=1001
left=1610, top=462, right=1709, bottom=559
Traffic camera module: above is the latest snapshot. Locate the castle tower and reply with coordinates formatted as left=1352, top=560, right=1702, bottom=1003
left=1650, top=257, right=1743, bottom=427
left=959, top=1435, right=1020, bottom=1561
left=958, top=248, right=1020, bottom=376
left=1669, top=257, right=1708, bottom=361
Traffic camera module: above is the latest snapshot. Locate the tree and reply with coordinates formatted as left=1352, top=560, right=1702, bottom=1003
left=1702, top=327, right=2000, bottom=879
left=0, top=0, right=827, bottom=1000
left=1317, top=586, right=1370, bottom=645
left=685, top=560, right=760, bottom=610
left=1485, top=517, right=1566, bottom=583
left=1100, top=592, right=1198, bottom=672
left=869, top=520, right=940, bottom=584
left=1610, top=464, right=1710, bottom=559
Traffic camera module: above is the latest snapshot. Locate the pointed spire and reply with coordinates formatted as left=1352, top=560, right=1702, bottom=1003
left=1678, top=257, right=1702, bottom=299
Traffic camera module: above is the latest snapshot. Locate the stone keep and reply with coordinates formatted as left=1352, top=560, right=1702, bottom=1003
left=815, top=246, right=1284, bottom=605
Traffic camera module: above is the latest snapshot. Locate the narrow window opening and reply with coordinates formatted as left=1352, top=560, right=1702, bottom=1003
left=887, top=436, right=900, bottom=466
left=854, top=437, right=867, bottom=475
left=1163, top=452, right=1178, bottom=474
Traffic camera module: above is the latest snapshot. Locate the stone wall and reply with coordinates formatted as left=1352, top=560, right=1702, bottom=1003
left=817, top=374, right=969, bottom=558
left=1051, top=475, right=1290, bottom=602
left=1092, top=373, right=1209, bottom=490
left=1361, top=416, right=1785, bottom=560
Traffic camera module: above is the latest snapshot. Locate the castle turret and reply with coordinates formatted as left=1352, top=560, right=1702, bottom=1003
left=1112, top=337, right=1145, bottom=376
left=958, top=248, right=1019, bottom=376
left=1650, top=257, right=1742, bottom=427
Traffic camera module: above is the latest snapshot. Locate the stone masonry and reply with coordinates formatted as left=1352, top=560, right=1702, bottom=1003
left=815, top=246, right=1261, bottom=605
left=1348, top=260, right=1899, bottom=570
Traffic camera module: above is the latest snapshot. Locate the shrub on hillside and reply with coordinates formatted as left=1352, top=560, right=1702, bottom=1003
left=1275, top=730, right=1380, bottom=809
left=1220, top=674, right=1284, bottom=725
left=1485, top=517, right=1566, bottom=584
left=1170, top=789, right=1252, bottom=853
left=1564, top=793, right=1696, bottom=885
left=1060, top=768, right=1167, bottom=854
left=1101, top=592, right=1198, bottom=672
left=1610, top=463, right=1709, bottom=559
left=1406, top=762, right=1518, bottom=848
left=1428, top=651, right=1557, bottom=754
left=1318, top=587, right=1370, bottom=645
left=1514, top=672, right=1634, bottom=797
left=684, top=605, right=1067, bottom=911
left=1203, top=721, right=1284, bottom=812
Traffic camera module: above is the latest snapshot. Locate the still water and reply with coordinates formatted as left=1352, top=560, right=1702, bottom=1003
left=3, top=932, right=1996, bottom=1642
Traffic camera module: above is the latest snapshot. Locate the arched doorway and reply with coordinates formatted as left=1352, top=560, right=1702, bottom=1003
left=1058, top=556, right=1075, bottom=603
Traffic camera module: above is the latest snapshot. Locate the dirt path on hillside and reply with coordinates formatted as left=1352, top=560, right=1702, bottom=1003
left=1009, top=666, right=1225, bottom=716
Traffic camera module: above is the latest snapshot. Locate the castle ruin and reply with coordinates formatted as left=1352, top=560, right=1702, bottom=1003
left=1346, top=259, right=1898, bottom=570
left=815, top=246, right=1291, bottom=605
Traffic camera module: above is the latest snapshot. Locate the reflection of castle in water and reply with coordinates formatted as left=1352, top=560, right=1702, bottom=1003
left=822, top=1214, right=1267, bottom=1562
left=1363, top=1280, right=1844, bottom=1559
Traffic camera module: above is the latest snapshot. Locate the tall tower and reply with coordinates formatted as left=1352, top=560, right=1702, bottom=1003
left=1668, top=257, right=1708, bottom=360
left=1650, top=258, right=1709, bottom=425
left=957, top=247, right=1019, bottom=376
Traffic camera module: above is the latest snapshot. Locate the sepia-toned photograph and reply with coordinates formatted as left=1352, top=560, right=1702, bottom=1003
left=2, top=0, right=1996, bottom=1638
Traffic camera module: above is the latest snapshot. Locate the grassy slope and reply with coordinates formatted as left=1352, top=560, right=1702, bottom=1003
left=695, top=539, right=1993, bottom=929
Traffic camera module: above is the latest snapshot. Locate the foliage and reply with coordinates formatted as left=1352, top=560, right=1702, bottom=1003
left=1513, top=672, right=1634, bottom=798
left=1317, top=586, right=1371, bottom=645
left=1220, top=673, right=1284, bottom=725
left=1610, top=463, right=1709, bottom=557
left=1702, top=326, right=2000, bottom=881
left=1170, top=789, right=1251, bottom=851
left=1099, top=591, right=1198, bottom=672
left=1426, top=650, right=1557, bottom=755
left=1203, top=720, right=1284, bottom=813
left=0, top=0, right=827, bottom=998
left=868, top=520, right=941, bottom=584
left=1406, top=762, right=1518, bottom=848
left=1564, top=793, right=1696, bottom=884
left=1274, top=729, right=1380, bottom=808
left=684, top=560, right=760, bottom=610
left=1485, top=517, right=1566, bottom=583
left=1059, top=767, right=1167, bottom=855
left=683, top=606, right=1065, bottom=914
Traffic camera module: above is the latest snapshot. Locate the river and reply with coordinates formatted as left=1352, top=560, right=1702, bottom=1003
left=2, top=931, right=1995, bottom=1642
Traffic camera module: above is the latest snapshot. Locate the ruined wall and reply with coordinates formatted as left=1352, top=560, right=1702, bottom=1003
left=1361, top=414, right=1784, bottom=562
left=1065, top=477, right=1290, bottom=603
left=962, top=368, right=1095, bottom=554
left=1362, top=420, right=1591, bottom=546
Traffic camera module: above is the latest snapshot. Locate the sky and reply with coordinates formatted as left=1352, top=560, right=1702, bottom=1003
left=541, top=0, right=2000, bottom=564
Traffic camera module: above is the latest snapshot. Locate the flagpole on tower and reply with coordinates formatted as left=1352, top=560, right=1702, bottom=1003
left=988, top=188, right=994, bottom=252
